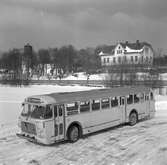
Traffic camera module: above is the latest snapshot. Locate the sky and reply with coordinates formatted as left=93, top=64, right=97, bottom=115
left=0, top=0, right=167, bottom=52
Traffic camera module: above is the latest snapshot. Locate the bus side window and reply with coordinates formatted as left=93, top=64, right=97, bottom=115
left=150, top=92, right=154, bottom=100
left=54, top=106, right=57, bottom=117
left=80, top=101, right=90, bottom=113
left=92, top=99, right=100, bottom=111
left=111, top=97, right=118, bottom=107
left=134, top=94, right=140, bottom=103
left=66, top=102, right=79, bottom=115
left=127, top=94, right=133, bottom=104
left=101, top=98, right=110, bottom=109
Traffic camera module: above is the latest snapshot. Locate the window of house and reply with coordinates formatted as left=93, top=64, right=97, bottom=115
left=146, top=56, right=148, bottom=63
left=101, top=98, right=110, bottom=109
left=80, top=101, right=90, bottom=113
left=117, top=49, right=122, bottom=54
left=113, top=57, right=116, bottom=63
left=92, top=99, right=100, bottom=111
left=103, top=58, right=106, bottom=64
left=124, top=56, right=127, bottom=62
left=131, top=56, right=133, bottom=63
left=149, top=57, right=152, bottom=63
left=118, top=57, right=121, bottom=63
left=135, top=56, right=138, bottom=62
left=111, top=97, right=118, bottom=107
left=107, top=58, right=109, bottom=63
left=66, top=102, right=79, bottom=115
left=141, top=56, right=143, bottom=63
left=145, top=47, right=149, bottom=54
left=127, top=94, right=133, bottom=104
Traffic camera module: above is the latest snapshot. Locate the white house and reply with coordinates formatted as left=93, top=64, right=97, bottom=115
left=99, top=40, right=154, bottom=66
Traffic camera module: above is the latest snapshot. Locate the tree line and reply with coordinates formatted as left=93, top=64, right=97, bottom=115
left=0, top=45, right=101, bottom=79
left=0, top=43, right=166, bottom=85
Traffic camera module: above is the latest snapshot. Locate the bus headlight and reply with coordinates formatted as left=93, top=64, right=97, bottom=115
left=36, top=122, right=45, bottom=138
left=18, top=116, right=21, bottom=128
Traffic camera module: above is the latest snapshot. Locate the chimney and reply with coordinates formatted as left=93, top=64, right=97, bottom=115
left=136, top=40, right=140, bottom=49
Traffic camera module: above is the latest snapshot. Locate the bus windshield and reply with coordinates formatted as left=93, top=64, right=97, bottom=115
left=21, top=104, right=52, bottom=119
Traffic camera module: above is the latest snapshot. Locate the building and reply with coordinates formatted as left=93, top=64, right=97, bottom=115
left=99, top=40, right=154, bottom=66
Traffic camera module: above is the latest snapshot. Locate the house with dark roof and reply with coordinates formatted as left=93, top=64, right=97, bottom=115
left=99, top=40, right=154, bottom=66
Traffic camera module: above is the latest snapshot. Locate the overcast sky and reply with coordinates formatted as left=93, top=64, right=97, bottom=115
left=0, top=0, right=167, bottom=52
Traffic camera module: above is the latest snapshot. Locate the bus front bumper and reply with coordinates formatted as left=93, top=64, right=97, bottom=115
left=16, top=133, right=37, bottom=143
left=16, top=133, right=56, bottom=145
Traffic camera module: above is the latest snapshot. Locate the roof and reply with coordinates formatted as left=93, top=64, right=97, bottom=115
left=121, top=42, right=153, bottom=51
left=98, top=41, right=153, bottom=54
left=26, top=86, right=151, bottom=105
left=98, top=45, right=115, bottom=54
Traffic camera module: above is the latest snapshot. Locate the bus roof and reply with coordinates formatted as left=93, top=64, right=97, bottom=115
left=25, top=86, right=151, bottom=105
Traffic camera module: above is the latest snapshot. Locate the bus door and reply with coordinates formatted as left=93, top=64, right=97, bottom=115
left=119, top=96, right=126, bottom=123
left=54, top=105, right=65, bottom=141
left=145, top=93, right=150, bottom=116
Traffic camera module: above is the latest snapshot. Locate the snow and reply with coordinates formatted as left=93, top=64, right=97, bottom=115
left=31, top=72, right=108, bottom=81
left=125, top=46, right=143, bottom=53
left=159, top=73, right=167, bottom=80
left=62, top=72, right=107, bottom=81
left=0, top=86, right=167, bottom=165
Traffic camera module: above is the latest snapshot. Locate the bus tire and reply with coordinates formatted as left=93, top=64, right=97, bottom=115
left=68, top=125, right=80, bottom=143
left=129, top=111, right=138, bottom=126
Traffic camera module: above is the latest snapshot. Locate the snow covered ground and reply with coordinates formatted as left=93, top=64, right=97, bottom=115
left=0, top=85, right=167, bottom=165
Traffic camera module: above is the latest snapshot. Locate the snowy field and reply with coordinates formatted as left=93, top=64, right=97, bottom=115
left=0, top=85, right=167, bottom=165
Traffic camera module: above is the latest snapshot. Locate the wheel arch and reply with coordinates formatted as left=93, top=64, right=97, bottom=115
left=129, top=109, right=138, bottom=121
left=66, top=121, right=83, bottom=139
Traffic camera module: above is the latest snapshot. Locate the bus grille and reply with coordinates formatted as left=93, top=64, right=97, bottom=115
left=21, top=122, right=36, bottom=135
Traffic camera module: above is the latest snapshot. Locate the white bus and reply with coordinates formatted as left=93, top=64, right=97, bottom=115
left=17, top=86, right=155, bottom=145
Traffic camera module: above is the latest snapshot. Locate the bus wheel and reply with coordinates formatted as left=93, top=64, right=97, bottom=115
left=129, top=112, right=138, bottom=126
left=68, top=126, right=79, bottom=143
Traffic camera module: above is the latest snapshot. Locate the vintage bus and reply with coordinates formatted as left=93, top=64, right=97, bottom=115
left=17, top=86, right=155, bottom=145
